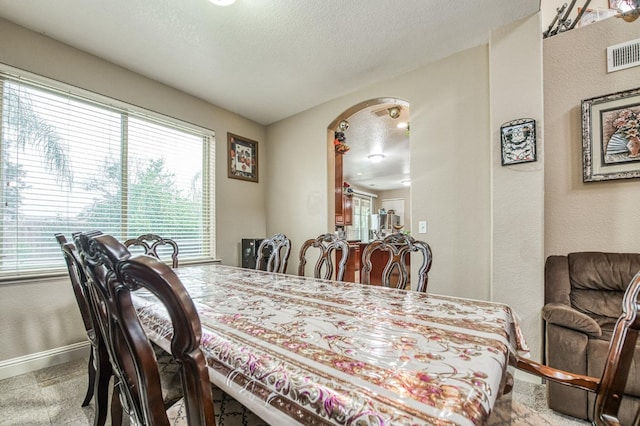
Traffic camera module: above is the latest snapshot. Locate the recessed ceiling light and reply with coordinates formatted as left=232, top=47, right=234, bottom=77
left=368, top=153, right=385, bottom=163
left=397, top=122, right=408, bottom=129
left=209, top=0, right=236, bottom=6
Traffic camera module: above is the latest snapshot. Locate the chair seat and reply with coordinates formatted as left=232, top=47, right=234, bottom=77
left=166, top=387, right=269, bottom=426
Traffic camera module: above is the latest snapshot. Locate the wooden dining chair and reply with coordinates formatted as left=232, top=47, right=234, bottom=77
left=515, top=269, right=640, bottom=425
left=55, top=233, right=99, bottom=408
left=74, top=231, right=215, bottom=425
left=361, top=232, right=433, bottom=292
left=256, top=233, right=291, bottom=273
left=298, top=233, right=350, bottom=281
left=124, top=233, right=180, bottom=268
left=57, top=232, right=186, bottom=424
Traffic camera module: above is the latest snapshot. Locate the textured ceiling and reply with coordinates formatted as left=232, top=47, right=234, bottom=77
left=342, top=102, right=412, bottom=191
left=0, top=0, right=539, bottom=125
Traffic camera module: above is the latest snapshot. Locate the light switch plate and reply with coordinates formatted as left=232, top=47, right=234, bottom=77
left=418, top=221, right=427, bottom=234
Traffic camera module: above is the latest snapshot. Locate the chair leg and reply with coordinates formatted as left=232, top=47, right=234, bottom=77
left=81, top=349, right=96, bottom=407
left=93, top=348, right=111, bottom=426
left=110, top=383, right=123, bottom=426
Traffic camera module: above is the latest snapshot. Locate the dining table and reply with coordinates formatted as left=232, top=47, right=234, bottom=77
left=131, top=263, right=528, bottom=426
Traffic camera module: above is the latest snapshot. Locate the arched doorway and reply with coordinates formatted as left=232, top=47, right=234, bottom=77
left=328, top=97, right=410, bottom=242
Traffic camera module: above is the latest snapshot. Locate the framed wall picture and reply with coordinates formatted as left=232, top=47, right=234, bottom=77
left=228, top=133, right=258, bottom=182
left=500, top=118, right=536, bottom=166
left=582, top=87, right=640, bottom=182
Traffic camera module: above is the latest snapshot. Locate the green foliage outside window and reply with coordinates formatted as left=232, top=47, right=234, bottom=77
left=0, top=72, right=213, bottom=277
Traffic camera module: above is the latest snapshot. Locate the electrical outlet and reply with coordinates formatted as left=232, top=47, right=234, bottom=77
left=418, top=221, right=427, bottom=234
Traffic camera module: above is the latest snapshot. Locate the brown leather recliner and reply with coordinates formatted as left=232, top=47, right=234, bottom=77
left=544, top=252, right=640, bottom=423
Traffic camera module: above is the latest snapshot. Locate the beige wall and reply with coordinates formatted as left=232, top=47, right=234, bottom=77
left=0, top=18, right=267, bottom=361
left=267, top=15, right=545, bottom=359
left=0, top=13, right=550, bottom=367
left=490, top=15, right=545, bottom=362
left=267, top=45, right=493, bottom=295
left=544, top=17, right=640, bottom=255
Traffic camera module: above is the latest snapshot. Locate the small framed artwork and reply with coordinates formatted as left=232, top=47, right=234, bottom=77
left=582, top=87, right=640, bottom=182
left=500, top=118, right=536, bottom=166
left=228, top=133, right=258, bottom=182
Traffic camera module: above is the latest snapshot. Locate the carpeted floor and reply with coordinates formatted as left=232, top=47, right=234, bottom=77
left=0, top=356, right=267, bottom=426
left=488, top=379, right=590, bottom=425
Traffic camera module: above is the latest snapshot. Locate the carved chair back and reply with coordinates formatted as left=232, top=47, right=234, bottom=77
left=298, top=233, right=350, bottom=281
left=361, top=233, right=433, bottom=292
left=256, top=233, right=291, bottom=274
left=517, top=269, right=640, bottom=425
left=55, top=233, right=100, bottom=408
left=124, top=234, right=179, bottom=268
left=56, top=233, right=94, bottom=334
left=74, top=231, right=214, bottom=425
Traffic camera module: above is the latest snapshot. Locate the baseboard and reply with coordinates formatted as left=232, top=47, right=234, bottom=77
left=0, top=341, right=90, bottom=380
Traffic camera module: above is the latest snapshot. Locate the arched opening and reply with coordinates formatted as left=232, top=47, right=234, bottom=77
left=328, top=97, right=411, bottom=243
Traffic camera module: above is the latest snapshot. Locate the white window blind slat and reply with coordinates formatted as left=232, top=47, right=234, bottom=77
left=0, top=70, right=215, bottom=279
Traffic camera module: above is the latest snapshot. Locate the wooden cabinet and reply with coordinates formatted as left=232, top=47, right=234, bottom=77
left=335, top=152, right=344, bottom=225
left=343, top=192, right=352, bottom=226
left=334, top=152, right=352, bottom=226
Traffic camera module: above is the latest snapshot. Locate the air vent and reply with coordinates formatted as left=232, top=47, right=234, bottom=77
left=607, top=38, right=640, bottom=73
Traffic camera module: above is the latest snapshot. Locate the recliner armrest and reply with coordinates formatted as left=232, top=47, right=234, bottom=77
left=542, top=303, right=602, bottom=338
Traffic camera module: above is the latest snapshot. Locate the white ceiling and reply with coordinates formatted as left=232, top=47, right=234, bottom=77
left=342, top=102, right=412, bottom=191
left=0, top=0, right=539, bottom=126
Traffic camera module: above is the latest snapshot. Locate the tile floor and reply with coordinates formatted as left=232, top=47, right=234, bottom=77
left=0, top=356, right=590, bottom=425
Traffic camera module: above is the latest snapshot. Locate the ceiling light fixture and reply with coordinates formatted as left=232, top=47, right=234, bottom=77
left=388, top=106, right=401, bottom=119
left=402, top=180, right=411, bottom=186
left=368, top=153, right=385, bottom=163
left=397, top=122, right=408, bottom=129
left=209, top=0, right=236, bottom=6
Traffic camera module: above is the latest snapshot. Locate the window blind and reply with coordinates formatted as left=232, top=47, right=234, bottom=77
left=0, top=69, right=215, bottom=279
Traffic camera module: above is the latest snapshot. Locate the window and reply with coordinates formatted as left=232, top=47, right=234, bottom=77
left=0, top=68, right=215, bottom=279
left=347, top=193, right=373, bottom=242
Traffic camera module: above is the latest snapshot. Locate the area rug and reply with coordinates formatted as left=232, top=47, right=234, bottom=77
left=211, top=386, right=268, bottom=426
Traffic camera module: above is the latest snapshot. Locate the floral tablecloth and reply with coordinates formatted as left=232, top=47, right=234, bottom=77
left=133, top=264, right=527, bottom=426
